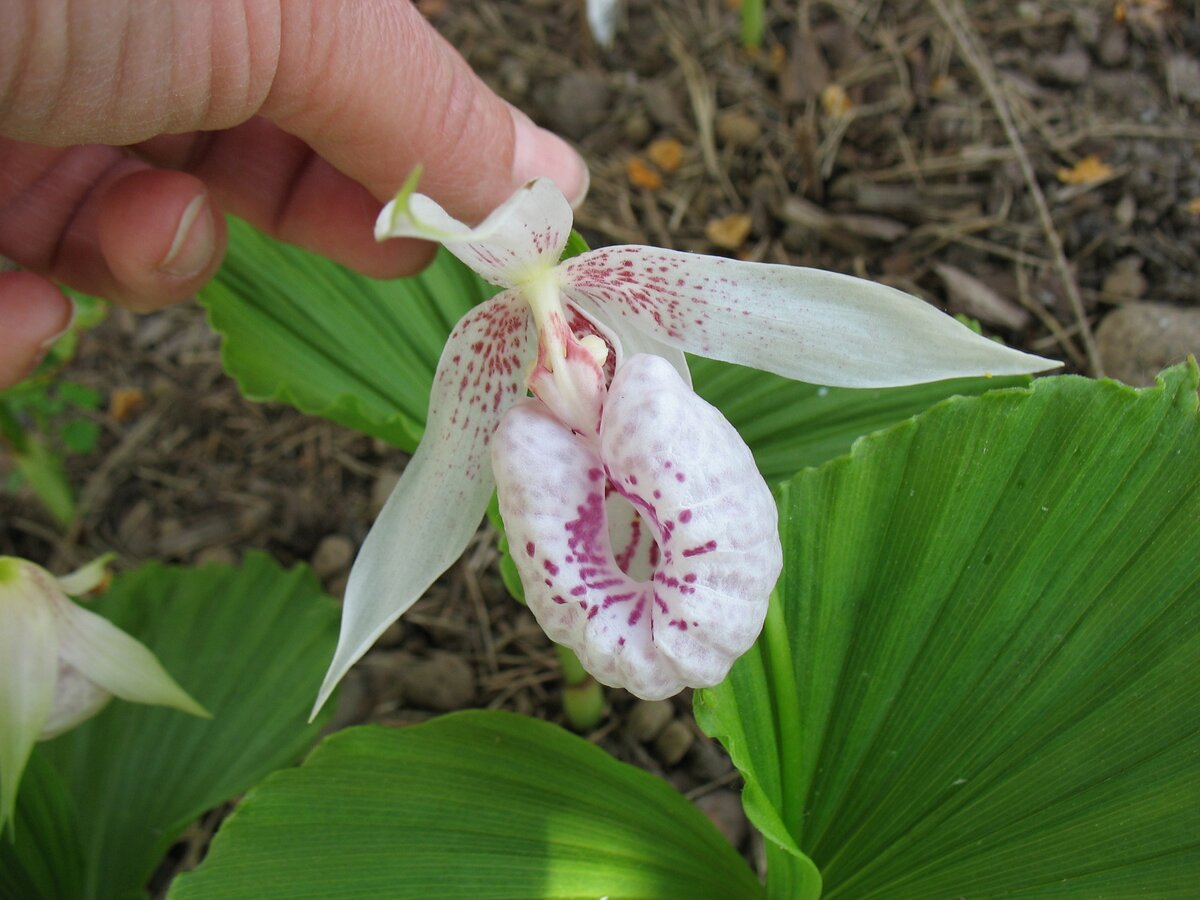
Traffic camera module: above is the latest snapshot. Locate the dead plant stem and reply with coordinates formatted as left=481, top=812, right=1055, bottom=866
left=930, top=0, right=1104, bottom=375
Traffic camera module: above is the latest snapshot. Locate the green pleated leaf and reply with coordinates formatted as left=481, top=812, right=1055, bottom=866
left=696, top=363, right=1200, bottom=898
left=169, top=711, right=761, bottom=900
left=8, top=553, right=338, bottom=900
left=0, top=755, right=85, bottom=900
left=203, top=216, right=498, bottom=452
left=689, top=357, right=1027, bottom=482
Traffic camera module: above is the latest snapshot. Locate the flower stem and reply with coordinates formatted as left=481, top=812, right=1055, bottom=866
left=555, top=643, right=605, bottom=731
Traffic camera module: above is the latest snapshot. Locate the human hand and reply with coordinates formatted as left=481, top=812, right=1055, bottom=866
left=0, top=1, right=588, bottom=388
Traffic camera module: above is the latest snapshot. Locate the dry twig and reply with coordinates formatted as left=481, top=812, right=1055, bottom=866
left=930, top=0, right=1103, bottom=375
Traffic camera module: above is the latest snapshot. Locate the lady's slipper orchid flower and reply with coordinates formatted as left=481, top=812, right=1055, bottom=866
left=492, top=353, right=781, bottom=699
left=313, top=176, right=1057, bottom=714
left=0, top=556, right=208, bottom=830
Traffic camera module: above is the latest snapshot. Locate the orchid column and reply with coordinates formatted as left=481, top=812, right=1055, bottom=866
left=313, top=177, right=1058, bottom=715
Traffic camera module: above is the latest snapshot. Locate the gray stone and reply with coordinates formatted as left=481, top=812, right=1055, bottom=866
left=1035, top=44, right=1091, bottom=86
left=654, top=719, right=695, bottom=766
left=1100, top=257, right=1148, bottom=303
left=548, top=71, right=611, bottom=141
left=716, top=111, right=762, bottom=148
left=1096, top=303, right=1200, bottom=387
left=695, top=790, right=749, bottom=848
left=627, top=699, right=674, bottom=742
left=622, top=112, right=652, bottom=145
left=1167, top=53, right=1200, bottom=104
left=398, top=652, right=476, bottom=712
left=687, top=737, right=733, bottom=782
left=1098, top=24, right=1128, bottom=67
left=311, top=533, right=356, bottom=581
left=371, top=468, right=402, bottom=516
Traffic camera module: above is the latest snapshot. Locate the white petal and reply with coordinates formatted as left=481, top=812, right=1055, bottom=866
left=52, top=597, right=208, bottom=719
left=55, top=553, right=115, bottom=596
left=562, top=247, right=1059, bottom=387
left=376, top=177, right=573, bottom=288
left=586, top=0, right=620, bottom=48
left=313, top=293, right=536, bottom=716
left=39, top=665, right=111, bottom=739
left=0, top=559, right=58, bottom=830
left=492, top=355, right=780, bottom=700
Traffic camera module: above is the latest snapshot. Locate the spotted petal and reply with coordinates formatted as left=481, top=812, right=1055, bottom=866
left=314, top=292, right=536, bottom=715
left=492, top=354, right=780, bottom=700
left=376, top=177, right=572, bottom=288
left=562, top=247, right=1058, bottom=386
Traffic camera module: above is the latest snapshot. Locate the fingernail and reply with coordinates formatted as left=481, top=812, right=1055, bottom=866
left=159, top=194, right=215, bottom=278
left=37, top=295, right=77, bottom=350
left=510, top=108, right=590, bottom=209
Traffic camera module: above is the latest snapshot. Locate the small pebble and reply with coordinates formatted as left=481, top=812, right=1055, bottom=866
left=1098, top=24, right=1128, bottom=67
left=654, top=719, right=695, bottom=766
left=548, top=71, right=611, bottom=141
left=1096, top=302, right=1200, bottom=387
left=1167, top=53, right=1200, bottom=105
left=623, top=112, right=652, bottom=145
left=311, top=534, right=356, bottom=580
left=716, top=111, right=762, bottom=148
left=326, top=668, right=373, bottom=731
left=237, top=504, right=271, bottom=534
left=627, top=699, right=674, bottom=742
left=695, top=790, right=749, bottom=849
left=1101, top=256, right=1148, bottom=303
left=1034, top=44, right=1091, bottom=86
left=1016, top=1, right=1041, bottom=23
left=325, top=571, right=350, bottom=601
left=371, top=469, right=402, bottom=516
left=687, top=737, right=733, bottom=782
left=398, top=652, right=477, bottom=712
left=642, top=80, right=686, bottom=130
left=1114, top=193, right=1137, bottom=228
left=1071, top=7, right=1101, bottom=45
left=497, top=58, right=529, bottom=99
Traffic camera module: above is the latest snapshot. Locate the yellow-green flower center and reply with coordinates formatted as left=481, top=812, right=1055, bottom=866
left=0, top=557, right=20, bottom=585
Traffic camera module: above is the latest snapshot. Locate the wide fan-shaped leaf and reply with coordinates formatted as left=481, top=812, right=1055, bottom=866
left=2, top=553, right=339, bottom=900
left=689, top=357, right=1026, bottom=482
left=202, top=216, right=498, bottom=451
left=169, top=711, right=761, bottom=899
left=697, top=363, right=1200, bottom=898
left=0, top=755, right=84, bottom=900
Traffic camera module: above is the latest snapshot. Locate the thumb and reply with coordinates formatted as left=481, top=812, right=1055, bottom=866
left=262, top=2, right=588, bottom=220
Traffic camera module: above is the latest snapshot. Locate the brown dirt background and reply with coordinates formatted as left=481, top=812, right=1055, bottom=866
left=3, top=0, right=1198, bottom=878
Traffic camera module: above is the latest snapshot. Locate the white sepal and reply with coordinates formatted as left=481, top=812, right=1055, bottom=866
left=313, top=292, right=536, bottom=716
left=376, top=177, right=573, bottom=288
left=562, top=246, right=1059, bottom=386
left=1, top=555, right=211, bottom=831
left=55, top=553, right=116, bottom=596
left=0, top=560, right=57, bottom=831
left=51, top=598, right=208, bottom=718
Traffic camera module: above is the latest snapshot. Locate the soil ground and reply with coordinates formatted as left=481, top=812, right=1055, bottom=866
left=2, top=0, right=1198, bottom=881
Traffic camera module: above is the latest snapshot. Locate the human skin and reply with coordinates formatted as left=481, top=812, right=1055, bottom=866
left=0, top=0, right=588, bottom=388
